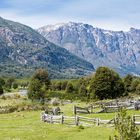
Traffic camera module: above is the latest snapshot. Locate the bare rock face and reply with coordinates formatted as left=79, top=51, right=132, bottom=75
left=38, top=22, right=140, bottom=76
left=0, top=17, right=94, bottom=78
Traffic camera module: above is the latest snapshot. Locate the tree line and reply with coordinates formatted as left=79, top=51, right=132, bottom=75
left=0, top=77, right=29, bottom=95
left=27, top=67, right=140, bottom=102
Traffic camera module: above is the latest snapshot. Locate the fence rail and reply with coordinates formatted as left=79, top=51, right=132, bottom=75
left=41, top=112, right=114, bottom=126
left=41, top=112, right=140, bottom=126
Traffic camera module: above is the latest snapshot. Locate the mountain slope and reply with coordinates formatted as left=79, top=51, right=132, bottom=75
left=0, top=18, right=94, bottom=78
left=38, top=22, right=140, bottom=76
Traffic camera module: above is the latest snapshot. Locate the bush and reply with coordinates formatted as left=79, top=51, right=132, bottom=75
left=13, top=82, right=18, bottom=89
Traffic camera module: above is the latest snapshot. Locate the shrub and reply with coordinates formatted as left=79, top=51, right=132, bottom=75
left=113, top=108, right=140, bottom=140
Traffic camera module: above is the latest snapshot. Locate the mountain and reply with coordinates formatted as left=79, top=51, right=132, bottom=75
left=0, top=18, right=94, bottom=78
left=38, top=22, right=140, bottom=76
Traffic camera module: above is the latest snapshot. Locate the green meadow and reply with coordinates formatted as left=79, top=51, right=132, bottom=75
left=0, top=100, right=140, bottom=140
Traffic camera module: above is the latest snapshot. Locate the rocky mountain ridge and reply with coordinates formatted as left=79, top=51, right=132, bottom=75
left=0, top=18, right=94, bottom=78
left=38, top=22, right=140, bottom=76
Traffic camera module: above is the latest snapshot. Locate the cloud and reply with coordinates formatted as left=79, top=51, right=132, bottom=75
left=0, top=0, right=140, bottom=31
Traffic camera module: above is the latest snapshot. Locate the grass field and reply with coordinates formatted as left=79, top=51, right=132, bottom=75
left=0, top=100, right=140, bottom=140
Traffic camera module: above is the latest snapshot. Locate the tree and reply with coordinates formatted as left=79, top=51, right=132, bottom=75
left=90, top=67, right=124, bottom=99
left=61, top=81, right=68, bottom=90
left=123, top=74, right=133, bottom=93
left=13, top=82, right=18, bottom=89
left=136, top=84, right=140, bottom=94
left=28, top=79, right=45, bottom=101
left=0, top=85, right=3, bottom=95
left=5, top=77, right=15, bottom=89
left=0, top=77, right=5, bottom=86
left=130, top=79, right=140, bottom=93
left=28, top=69, right=50, bottom=102
left=113, top=108, right=140, bottom=140
left=32, top=69, right=50, bottom=89
left=55, top=81, right=62, bottom=90
left=79, top=84, right=87, bottom=97
left=65, top=82, right=74, bottom=93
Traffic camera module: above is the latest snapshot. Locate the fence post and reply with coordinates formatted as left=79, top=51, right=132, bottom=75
left=90, top=105, right=93, bottom=113
left=41, top=112, right=44, bottom=121
left=96, top=118, right=99, bottom=126
left=132, top=115, right=135, bottom=124
left=75, top=116, right=79, bottom=126
left=73, top=106, right=76, bottom=115
left=60, top=115, right=64, bottom=124
left=50, top=115, right=53, bottom=124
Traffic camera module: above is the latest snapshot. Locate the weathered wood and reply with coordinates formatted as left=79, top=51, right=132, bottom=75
left=41, top=112, right=134, bottom=126
left=60, top=115, right=64, bottom=124
left=50, top=115, right=53, bottom=124
left=132, top=115, right=140, bottom=125
left=75, top=116, right=79, bottom=126
left=73, top=106, right=90, bottom=114
left=96, top=118, right=100, bottom=126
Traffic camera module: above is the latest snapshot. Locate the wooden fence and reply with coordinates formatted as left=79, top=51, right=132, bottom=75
left=72, top=100, right=140, bottom=115
left=73, top=106, right=90, bottom=115
left=41, top=112, right=114, bottom=126
left=132, top=115, right=140, bottom=125
left=41, top=112, right=140, bottom=126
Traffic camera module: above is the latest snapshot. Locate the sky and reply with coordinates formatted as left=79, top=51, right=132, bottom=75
left=0, top=0, right=140, bottom=31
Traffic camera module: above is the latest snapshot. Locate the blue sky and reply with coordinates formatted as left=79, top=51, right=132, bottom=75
left=0, top=0, right=140, bottom=31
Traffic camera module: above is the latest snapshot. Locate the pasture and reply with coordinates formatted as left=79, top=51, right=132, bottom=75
left=0, top=99, right=140, bottom=140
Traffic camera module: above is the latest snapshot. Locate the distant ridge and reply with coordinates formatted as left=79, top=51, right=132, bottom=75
left=38, top=22, right=140, bottom=76
left=0, top=17, right=94, bottom=78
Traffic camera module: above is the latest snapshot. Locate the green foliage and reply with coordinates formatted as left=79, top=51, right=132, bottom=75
left=0, top=85, right=4, bottom=95
left=136, top=84, right=140, bottom=94
left=79, top=84, right=87, bottom=97
left=0, top=77, right=5, bottom=86
left=13, top=82, right=18, bottom=89
left=51, top=81, right=62, bottom=91
left=32, top=69, right=50, bottom=90
left=28, top=79, right=44, bottom=101
left=61, top=81, right=68, bottom=90
left=65, top=82, right=74, bottom=93
left=123, top=74, right=133, bottom=93
left=130, top=79, right=140, bottom=92
left=5, top=77, right=15, bottom=89
left=28, top=69, right=50, bottom=102
left=90, top=67, right=124, bottom=100
left=113, top=108, right=140, bottom=140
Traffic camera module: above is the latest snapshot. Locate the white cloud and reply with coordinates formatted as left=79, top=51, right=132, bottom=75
left=0, top=0, right=140, bottom=31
